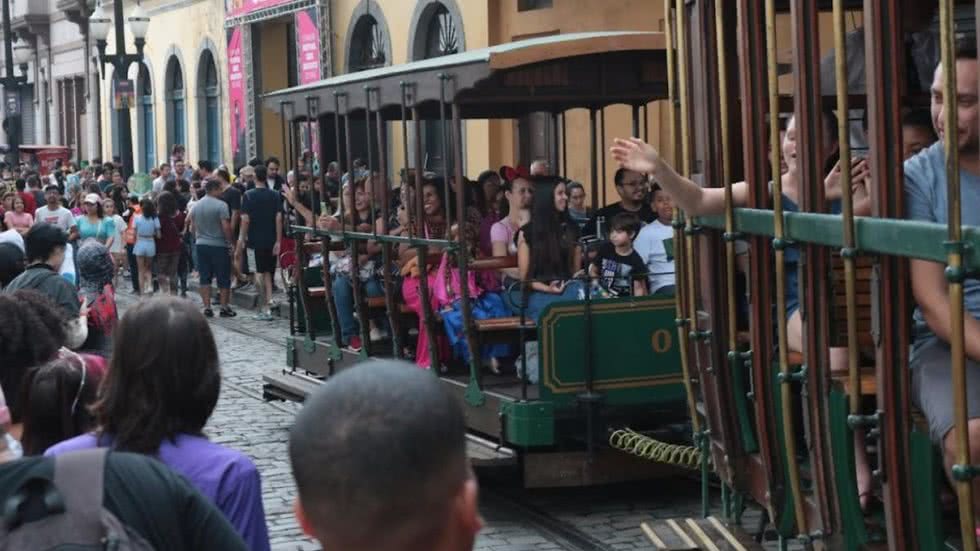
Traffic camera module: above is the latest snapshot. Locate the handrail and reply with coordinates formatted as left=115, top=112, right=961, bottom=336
left=290, top=226, right=459, bottom=249
left=766, top=0, right=808, bottom=537
left=696, top=210, right=980, bottom=270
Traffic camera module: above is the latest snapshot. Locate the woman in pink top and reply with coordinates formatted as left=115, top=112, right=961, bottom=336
left=3, top=196, right=33, bottom=235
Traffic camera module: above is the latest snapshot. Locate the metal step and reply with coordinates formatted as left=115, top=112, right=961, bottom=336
left=641, top=517, right=761, bottom=551
left=263, top=369, right=322, bottom=402
left=466, top=432, right=517, bottom=467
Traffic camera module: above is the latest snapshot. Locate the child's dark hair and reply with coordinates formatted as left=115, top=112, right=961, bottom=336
left=903, top=108, right=938, bottom=138
left=610, top=212, right=641, bottom=236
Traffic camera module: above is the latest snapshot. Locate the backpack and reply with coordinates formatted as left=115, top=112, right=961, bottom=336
left=0, top=449, right=155, bottom=550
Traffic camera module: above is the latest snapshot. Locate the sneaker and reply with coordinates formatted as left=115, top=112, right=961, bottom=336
left=219, top=306, right=237, bottom=318
left=369, top=327, right=388, bottom=342
left=254, top=311, right=275, bottom=321
left=344, top=336, right=363, bottom=353
left=203, top=307, right=214, bottom=318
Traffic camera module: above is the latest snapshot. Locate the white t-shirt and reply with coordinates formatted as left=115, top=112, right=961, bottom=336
left=34, top=206, right=76, bottom=232
left=109, top=214, right=126, bottom=253
left=633, top=219, right=676, bottom=293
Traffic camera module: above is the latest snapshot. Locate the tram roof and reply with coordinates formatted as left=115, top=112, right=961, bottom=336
left=263, top=31, right=668, bottom=121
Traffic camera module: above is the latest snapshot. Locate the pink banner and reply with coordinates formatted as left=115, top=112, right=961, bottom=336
left=296, top=9, right=321, bottom=164
left=296, top=10, right=320, bottom=85
left=225, top=0, right=291, bottom=19
left=227, top=27, right=246, bottom=167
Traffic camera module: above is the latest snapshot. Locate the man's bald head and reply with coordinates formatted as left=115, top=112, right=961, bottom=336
left=289, top=360, right=479, bottom=551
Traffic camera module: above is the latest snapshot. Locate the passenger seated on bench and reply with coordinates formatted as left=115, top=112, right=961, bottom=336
left=517, top=176, right=584, bottom=322
left=634, top=184, right=677, bottom=296
left=588, top=212, right=647, bottom=297
left=475, top=170, right=503, bottom=257
left=905, top=44, right=980, bottom=528
left=490, top=169, right=531, bottom=309
left=329, top=179, right=385, bottom=353
left=902, top=108, right=939, bottom=161
left=582, top=168, right=655, bottom=240
left=399, top=177, right=452, bottom=370
left=289, top=360, right=481, bottom=551
left=613, top=110, right=875, bottom=506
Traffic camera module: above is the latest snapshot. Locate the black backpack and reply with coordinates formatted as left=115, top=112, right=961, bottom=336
left=0, top=449, right=155, bottom=550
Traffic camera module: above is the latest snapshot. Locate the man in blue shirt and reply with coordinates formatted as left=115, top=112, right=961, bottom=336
left=906, top=43, right=980, bottom=513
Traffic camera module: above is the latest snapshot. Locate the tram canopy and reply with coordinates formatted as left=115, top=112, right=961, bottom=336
left=262, top=31, right=668, bottom=121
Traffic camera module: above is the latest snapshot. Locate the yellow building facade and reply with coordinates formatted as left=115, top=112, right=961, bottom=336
left=97, top=0, right=231, bottom=172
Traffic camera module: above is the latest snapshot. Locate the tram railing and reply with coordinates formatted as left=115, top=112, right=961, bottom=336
left=668, top=0, right=980, bottom=546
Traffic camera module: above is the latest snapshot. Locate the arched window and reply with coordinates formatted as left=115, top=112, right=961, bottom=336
left=138, top=64, right=155, bottom=172
left=197, top=50, right=220, bottom=165
left=340, top=5, right=392, bottom=172
left=165, top=56, right=186, bottom=155
left=348, top=15, right=386, bottom=72
left=420, top=3, right=457, bottom=174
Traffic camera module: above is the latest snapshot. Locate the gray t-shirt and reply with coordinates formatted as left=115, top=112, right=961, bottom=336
left=190, top=195, right=230, bottom=247
left=904, top=142, right=980, bottom=343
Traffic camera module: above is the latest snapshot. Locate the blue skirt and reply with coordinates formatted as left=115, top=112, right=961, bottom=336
left=441, top=292, right=513, bottom=363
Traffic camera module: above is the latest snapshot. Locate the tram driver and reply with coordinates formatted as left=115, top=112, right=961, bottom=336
left=905, top=42, right=980, bottom=523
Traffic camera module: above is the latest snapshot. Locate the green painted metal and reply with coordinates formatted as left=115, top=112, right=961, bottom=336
left=729, top=351, right=759, bottom=453
left=698, top=209, right=980, bottom=270
left=303, top=337, right=316, bottom=354
left=537, top=295, right=686, bottom=409
left=828, top=388, right=869, bottom=550
left=769, top=361, right=798, bottom=538
left=699, top=430, right=710, bottom=518
left=910, top=425, right=947, bottom=551
left=464, top=375, right=485, bottom=407
left=285, top=337, right=296, bottom=368
left=500, top=401, right=555, bottom=447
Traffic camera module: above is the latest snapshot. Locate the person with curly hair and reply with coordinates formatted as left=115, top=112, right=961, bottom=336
left=0, top=290, right=68, bottom=427
left=46, top=297, right=270, bottom=550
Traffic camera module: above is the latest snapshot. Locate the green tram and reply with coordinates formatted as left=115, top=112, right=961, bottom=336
left=260, top=32, right=699, bottom=488
left=636, top=0, right=980, bottom=549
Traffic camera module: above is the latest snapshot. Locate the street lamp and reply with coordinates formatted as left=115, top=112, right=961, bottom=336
left=1, top=0, right=32, bottom=168
left=90, top=0, right=150, bottom=179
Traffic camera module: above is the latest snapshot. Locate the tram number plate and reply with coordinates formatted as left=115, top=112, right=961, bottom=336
left=651, top=329, right=673, bottom=354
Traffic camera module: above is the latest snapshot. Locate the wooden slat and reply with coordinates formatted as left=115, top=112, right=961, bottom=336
left=830, top=366, right=877, bottom=396
left=474, top=317, right=536, bottom=332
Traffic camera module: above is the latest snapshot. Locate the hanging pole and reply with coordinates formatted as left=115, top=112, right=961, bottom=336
left=832, top=0, right=861, bottom=416
left=374, top=88, right=402, bottom=358
left=765, top=0, right=808, bottom=537
left=439, top=75, right=452, bottom=235
left=671, top=0, right=701, bottom=439
left=939, top=0, right=976, bottom=546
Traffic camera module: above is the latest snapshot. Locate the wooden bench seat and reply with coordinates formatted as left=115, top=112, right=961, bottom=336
left=474, top=317, right=536, bottom=332
left=830, top=367, right=877, bottom=396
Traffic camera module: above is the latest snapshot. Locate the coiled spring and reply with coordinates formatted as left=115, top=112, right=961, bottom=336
left=609, top=428, right=705, bottom=470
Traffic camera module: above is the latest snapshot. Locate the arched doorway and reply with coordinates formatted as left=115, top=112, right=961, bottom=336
left=165, top=56, right=186, bottom=156
left=197, top=49, right=221, bottom=165
left=137, top=64, right=155, bottom=172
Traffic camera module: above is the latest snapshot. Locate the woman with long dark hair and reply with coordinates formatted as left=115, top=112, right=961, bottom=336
left=516, top=176, right=583, bottom=321
left=399, top=178, right=451, bottom=369
left=45, top=297, right=271, bottom=550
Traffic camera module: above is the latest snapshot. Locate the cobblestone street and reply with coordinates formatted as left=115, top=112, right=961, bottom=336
left=117, top=291, right=780, bottom=551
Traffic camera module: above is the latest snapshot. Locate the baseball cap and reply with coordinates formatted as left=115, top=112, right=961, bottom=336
left=83, top=193, right=101, bottom=205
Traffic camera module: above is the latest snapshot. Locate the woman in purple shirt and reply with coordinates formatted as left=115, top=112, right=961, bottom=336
left=45, top=297, right=271, bottom=551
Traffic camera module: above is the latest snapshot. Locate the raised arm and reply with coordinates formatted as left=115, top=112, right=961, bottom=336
left=611, top=137, right=748, bottom=216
